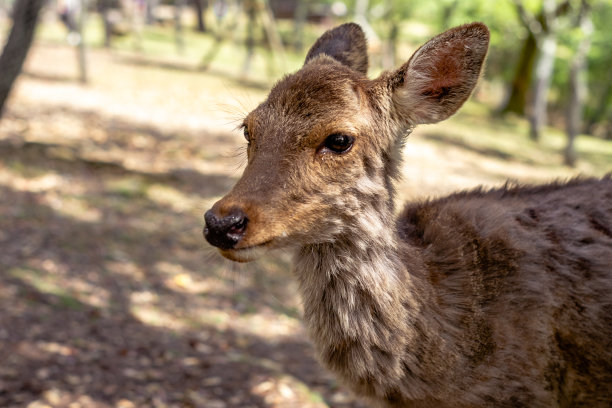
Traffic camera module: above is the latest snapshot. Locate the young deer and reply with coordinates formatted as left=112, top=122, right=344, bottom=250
left=204, top=23, right=612, bottom=407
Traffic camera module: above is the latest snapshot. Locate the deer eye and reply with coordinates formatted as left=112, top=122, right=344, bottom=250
left=322, top=134, right=354, bottom=154
left=243, top=126, right=250, bottom=143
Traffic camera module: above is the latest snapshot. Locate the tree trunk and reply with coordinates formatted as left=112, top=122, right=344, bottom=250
left=383, top=19, right=399, bottom=70
left=564, top=2, right=592, bottom=167
left=0, top=0, right=45, bottom=118
left=145, top=0, right=157, bottom=25
left=102, top=10, right=112, bottom=47
left=529, top=32, right=557, bottom=141
left=192, top=0, right=206, bottom=32
left=292, top=0, right=308, bottom=52
left=242, top=0, right=256, bottom=77
left=174, top=0, right=184, bottom=53
left=76, top=0, right=88, bottom=83
left=99, top=0, right=112, bottom=47
left=440, top=0, right=459, bottom=29
left=500, top=30, right=537, bottom=115
left=381, top=0, right=400, bottom=70
left=585, top=78, right=612, bottom=135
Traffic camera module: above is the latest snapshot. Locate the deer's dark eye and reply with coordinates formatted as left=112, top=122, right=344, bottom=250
left=243, top=126, right=250, bottom=143
left=322, top=134, right=354, bottom=154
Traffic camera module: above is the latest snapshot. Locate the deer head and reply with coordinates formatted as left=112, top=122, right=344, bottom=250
left=204, top=23, right=489, bottom=262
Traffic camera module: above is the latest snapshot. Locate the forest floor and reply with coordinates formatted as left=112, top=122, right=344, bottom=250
left=0, top=38, right=611, bottom=408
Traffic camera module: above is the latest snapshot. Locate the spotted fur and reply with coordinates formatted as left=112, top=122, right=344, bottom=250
left=206, top=23, right=612, bottom=407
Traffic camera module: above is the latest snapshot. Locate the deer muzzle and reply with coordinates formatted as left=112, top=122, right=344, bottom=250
left=203, top=208, right=248, bottom=250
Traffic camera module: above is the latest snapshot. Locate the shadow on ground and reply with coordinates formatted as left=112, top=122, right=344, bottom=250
left=0, top=105, right=365, bottom=408
left=113, top=55, right=273, bottom=91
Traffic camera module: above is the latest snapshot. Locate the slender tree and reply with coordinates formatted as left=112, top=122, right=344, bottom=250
left=292, top=0, right=309, bottom=52
left=584, top=78, right=612, bottom=136
left=192, top=0, right=207, bottom=32
left=242, top=0, right=256, bottom=76
left=500, top=21, right=538, bottom=115
left=174, top=0, right=184, bottom=53
left=583, top=2, right=612, bottom=138
left=503, top=0, right=575, bottom=141
left=565, top=0, right=593, bottom=166
left=0, top=0, right=46, bottom=118
left=145, top=0, right=158, bottom=25
left=99, top=0, right=113, bottom=47
left=512, top=0, right=571, bottom=141
left=76, top=0, right=88, bottom=83
left=381, top=0, right=401, bottom=70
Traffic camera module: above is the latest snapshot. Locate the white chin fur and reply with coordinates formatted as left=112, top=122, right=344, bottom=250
left=220, top=245, right=268, bottom=263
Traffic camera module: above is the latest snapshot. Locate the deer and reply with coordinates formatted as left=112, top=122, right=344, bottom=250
left=203, top=22, right=612, bottom=407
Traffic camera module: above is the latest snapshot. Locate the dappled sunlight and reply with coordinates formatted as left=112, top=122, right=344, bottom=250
left=1, top=9, right=610, bottom=405
left=146, top=183, right=209, bottom=213
left=36, top=341, right=79, bottom=357
left=157, top=261, right=212, bottom=293
left=105, top=260, right=146, bottom=281
left=0, top=169, right=105, bottom=225
left=20, top=388, right=100, bottom=408
left=233, top=313, right=303, bottom=339
left=0, top=169, right=63, bottom=192
left=397, top=107, right=611, bottom=203
left=130, top=301, right=189, bottom=331
left=45, top=191, right=104, bottom=223
left=8, top=264, right=111, bottom=310
left=17, top=45, right=269, bottom=133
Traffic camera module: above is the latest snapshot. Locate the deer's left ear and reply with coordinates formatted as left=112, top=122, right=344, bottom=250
left=304, top=23, right=368, bottom=75
left=391, top=23, right=489, bottom=125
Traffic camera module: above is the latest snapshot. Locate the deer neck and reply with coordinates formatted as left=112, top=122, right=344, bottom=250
left=292, top=197, right=445, bottom=397
left=294, top=224, right=414, bottom=340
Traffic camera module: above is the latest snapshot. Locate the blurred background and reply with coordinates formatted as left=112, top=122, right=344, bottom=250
left=0, top=0, right=610, bottom=407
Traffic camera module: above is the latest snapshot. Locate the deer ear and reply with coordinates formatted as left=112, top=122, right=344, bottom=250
left=304, top=23, right=368, bottom=75
left=391, top=23, right=489, bottom=125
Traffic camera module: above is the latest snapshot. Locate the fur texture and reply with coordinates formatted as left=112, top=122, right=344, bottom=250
left=204, top=23, right=612, bottom=407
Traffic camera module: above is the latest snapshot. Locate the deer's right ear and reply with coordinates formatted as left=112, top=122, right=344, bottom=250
left=391, top=23, right=489, bottom=126
left=304, top=23, right=368, bottom=75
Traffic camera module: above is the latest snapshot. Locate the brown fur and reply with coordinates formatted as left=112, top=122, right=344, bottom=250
left=204, top=23, right=612, bottom=407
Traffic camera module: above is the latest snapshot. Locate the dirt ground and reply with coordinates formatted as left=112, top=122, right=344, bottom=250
left=0, top=43, right=607, bottom=408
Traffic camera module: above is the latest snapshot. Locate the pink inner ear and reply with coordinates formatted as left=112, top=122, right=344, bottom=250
left=393, top=23, right=489, bottom=125
left=417, top=42, right=466, bottom=99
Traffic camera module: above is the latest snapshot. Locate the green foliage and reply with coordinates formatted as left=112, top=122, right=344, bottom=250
left=366, top=0, right=611, bottom=136
left=583, top=0, right=612, bottom=133
left=4, top=0, right=612, bottom=139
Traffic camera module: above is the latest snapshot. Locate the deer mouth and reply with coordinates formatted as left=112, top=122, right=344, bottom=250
left=218, top=241, right=272, bottom=263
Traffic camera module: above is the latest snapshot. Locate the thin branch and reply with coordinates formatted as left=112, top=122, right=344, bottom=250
left=511, top=0, right=542, bottom=34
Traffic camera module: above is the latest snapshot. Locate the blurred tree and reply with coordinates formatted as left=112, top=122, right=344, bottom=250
left=440, top=0, right=459, bottom=29
left=500, top=17, right=539, bottom=116
left=511, top=0, right=571, bottom=141
left=99, top=0, right=115, bottom=47
left=564, top=0, right=592, bottom=166
left=201, top=0, right=284, bottom=78
left=192, top=0, right=207, bottom=32
left=583, top=0, right=612, bottom=139
left=58, top=0, right=88, bottom=82
left=381, top=0, right=403, bottom=69
left=585, top=71, right=612, bottom=138
left=291, top=0, right=309, bottom=52
left=145, top=0, right=158, bottom=25
left=356, top=0, right=610, bottom=147
left=199, top=0, right=238, bottom=70
left=75, top=0, right=88, bottom=83
left=0, top=0, right=46, bottom=118
left=354, top=0, right=378, bottom=46
left=174, top=0, right=184, bottom=53
left=243, top=0, right=256, bottom=75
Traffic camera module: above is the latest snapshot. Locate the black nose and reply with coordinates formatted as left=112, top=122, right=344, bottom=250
left=203, top=209, right=248, bottom=250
